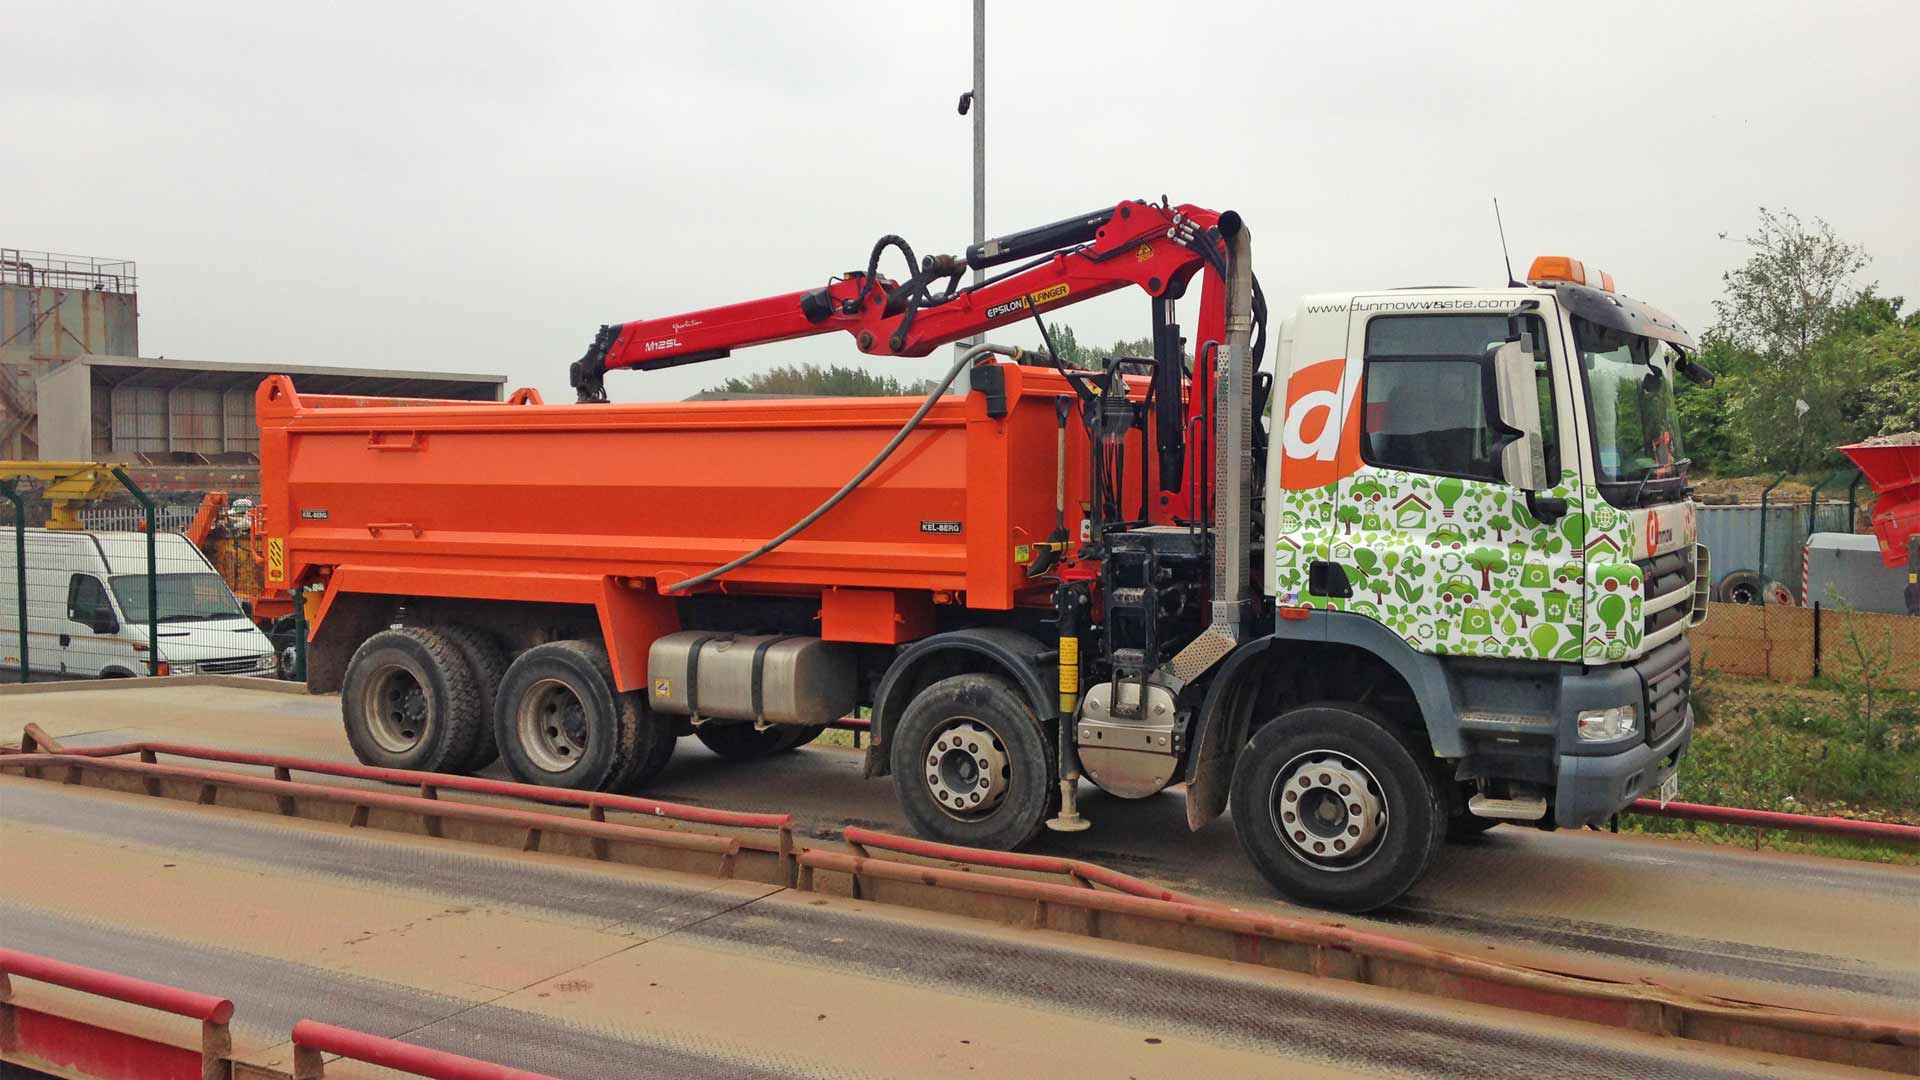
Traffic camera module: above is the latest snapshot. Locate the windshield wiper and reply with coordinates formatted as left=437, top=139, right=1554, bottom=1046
left=1628, top=456, right=1691, bottom=507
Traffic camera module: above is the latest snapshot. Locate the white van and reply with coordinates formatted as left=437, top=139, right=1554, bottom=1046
left=0, top=529, right=277, bottom=679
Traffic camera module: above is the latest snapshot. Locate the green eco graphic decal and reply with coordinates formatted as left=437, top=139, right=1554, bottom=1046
left=1274, top=466, right=1641, bottom=662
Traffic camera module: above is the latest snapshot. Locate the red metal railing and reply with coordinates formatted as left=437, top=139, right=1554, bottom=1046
left=1, top=751, right=745, bottom=876
left=840, top=825, right=1209, bottom=905
left=292, top=1019, right=560, bottom=1080
left=23, top=732, right=790, bottom=832
left=0, top=948, right=232, bottom=1080
left=1628, top=798, right=1920, bottom=846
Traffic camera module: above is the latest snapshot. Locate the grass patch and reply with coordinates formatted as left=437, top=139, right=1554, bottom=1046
left=1623, top=664, right=1920, bottom=862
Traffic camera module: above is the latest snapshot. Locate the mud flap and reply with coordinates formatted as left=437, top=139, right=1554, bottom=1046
left=1184, top=637, right=1275, bottom=830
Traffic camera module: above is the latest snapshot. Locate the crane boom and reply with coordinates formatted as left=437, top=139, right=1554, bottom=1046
left=568, top=200, right=1229, bottom=403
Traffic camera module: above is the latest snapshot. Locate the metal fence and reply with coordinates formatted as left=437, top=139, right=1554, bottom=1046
left=1698, top=501, right=1855, bottom=604
left=1, top=471, right=284, bottom=683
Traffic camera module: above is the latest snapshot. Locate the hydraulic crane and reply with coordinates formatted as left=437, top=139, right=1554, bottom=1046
left=569, top=198, right=1264, bottom=517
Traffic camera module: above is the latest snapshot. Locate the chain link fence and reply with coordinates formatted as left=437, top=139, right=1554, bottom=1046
left=1, top=472, right=285, bottom=683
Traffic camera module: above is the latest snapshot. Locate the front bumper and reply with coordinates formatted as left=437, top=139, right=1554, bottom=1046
left=1555, top=704, right=1693, bottom=827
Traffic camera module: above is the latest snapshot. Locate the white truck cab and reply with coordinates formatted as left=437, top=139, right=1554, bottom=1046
left=0, top=529, right=276, bottom=679
left=1252, top=256, right=1705, bottom=867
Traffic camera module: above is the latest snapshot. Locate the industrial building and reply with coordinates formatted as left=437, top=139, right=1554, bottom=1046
left=3, top=247, right=505, bottom=499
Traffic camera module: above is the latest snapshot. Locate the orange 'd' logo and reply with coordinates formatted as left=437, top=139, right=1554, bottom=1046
left=1278, top=357, right=1365, bottom=490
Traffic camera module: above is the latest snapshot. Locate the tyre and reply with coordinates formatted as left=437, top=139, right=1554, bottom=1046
left=340, top=627, right=487, bottom=773
left=1713, top=569, right=1763, bottom=605
left=1229, top=702, right=1445, bottom=913
left=889, top=674, right=1053, bottom=852
left=1446, top=813, right=1502, bottom=841
left=493, top=640, right=673, bottom=792
left=694, top=721, right=827, bottom=760
left=434, top=624, right=508, bottom=774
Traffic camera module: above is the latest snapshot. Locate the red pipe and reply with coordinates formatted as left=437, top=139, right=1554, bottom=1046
left=51, top=740, right=791, bottom=832
left=0, top=948, right=233, bottom=1023
left=1628, top=799, right=1920, bottom=845
left=293, top=1019, right=560, bottom=1080
left=841, top=826, right=1210, bottom=906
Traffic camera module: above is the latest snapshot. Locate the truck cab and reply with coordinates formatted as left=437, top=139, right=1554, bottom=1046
left=1230, top=258, right=1704, bottom=901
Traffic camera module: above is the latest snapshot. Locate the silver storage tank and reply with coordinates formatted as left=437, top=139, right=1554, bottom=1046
left=647, top=633, right=856, bottom=726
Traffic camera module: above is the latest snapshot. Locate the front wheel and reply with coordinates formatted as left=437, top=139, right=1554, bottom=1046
left=889, top=674, right=1053, bottom=852
left=1230, top=703, right=1444, bottom=913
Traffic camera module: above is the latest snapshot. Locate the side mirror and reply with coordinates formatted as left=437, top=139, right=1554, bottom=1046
left=1492, top=339, right=1546, bottom=492
left=91, top=612, right=119, bottom=635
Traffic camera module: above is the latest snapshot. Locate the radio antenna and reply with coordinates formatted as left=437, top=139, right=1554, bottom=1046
left=1493, top=197, right=1520, bottom=287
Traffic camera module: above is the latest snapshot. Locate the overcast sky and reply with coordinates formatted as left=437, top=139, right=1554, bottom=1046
left=8, top=1, right=1917, bottom=401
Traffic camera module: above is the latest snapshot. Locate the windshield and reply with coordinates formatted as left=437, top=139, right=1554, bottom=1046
left=110, top=572, right=248, bottom=623
left=1574, top=315, right=1686, bottom=498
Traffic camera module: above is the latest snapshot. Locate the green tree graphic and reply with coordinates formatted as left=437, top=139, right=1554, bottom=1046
left=1510, top=597, right=1539, bottom=628
left=1488, top=513, right=1513, bottom=542
left=1464, top=547, right=1509, bottom=591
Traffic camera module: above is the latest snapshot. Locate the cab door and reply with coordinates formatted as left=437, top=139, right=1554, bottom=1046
left=63, top=573, right=119, bottom=677
left=1333, top=298, right=1584, bottom=660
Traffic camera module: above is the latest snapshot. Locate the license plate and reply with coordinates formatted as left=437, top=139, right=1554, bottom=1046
left=1657, top=772, right=1679, bottom=809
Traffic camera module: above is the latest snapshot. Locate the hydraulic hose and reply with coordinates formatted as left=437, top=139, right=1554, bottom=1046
left=665, top=343, right=1022, bottom=593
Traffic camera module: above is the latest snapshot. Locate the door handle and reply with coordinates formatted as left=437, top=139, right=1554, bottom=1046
left=59, top=633, right=71, bottom=647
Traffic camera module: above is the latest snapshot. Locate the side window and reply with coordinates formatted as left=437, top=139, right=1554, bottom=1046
left=1360, top=313, right=1557, bottom=484
left=66, top=575, right=111, bottom=624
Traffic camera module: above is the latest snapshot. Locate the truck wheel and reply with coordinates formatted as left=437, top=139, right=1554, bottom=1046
left=1447, top=814, right=1502, bottom=841
left=1229, top=703, right=1445, bottom=913
left=695, top=722, right=827, bottom=760
left=1713, top=570, right=1763, bottom=605
left=435, top=625, right=508, bottom=774
left=493, top=640, right=671, bottom=792
left=889, top=674, right=1052, bottom=852
left=340, top=627, right=486, bottom=773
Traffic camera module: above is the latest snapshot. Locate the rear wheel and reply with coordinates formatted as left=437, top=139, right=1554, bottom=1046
left=889, top=674, right=1053, bottom=852
left=340, top=627, right=485, bottom=773
left=694, top=721, right=827, bottom=760
left=1230, top=702, right=1444, bottom=913
left=493, top=640, right=673, bottom=792
left=435, top=624, right=508, bottom=774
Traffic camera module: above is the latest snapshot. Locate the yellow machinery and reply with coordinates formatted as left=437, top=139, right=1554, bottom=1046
left=0, top=461, right=128, bottom=529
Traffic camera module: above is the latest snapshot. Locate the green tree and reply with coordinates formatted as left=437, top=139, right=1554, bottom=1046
left=1336, top=503, right=1361, bottom=535
left=1487, top=513, right=1513, bottom=542
left=1465, top=547, right=1508, bottom=590
left=1510, top=597, right=1538, bottom=629
left=707, top=364, right=938, bottom=397
left=1712, top=208, right=1873, bottom=473
left=1034, top=323, right=1182, bottom=371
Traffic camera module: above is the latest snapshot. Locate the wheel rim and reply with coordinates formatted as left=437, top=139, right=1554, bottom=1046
left=1269, top=750, right=1389, bottom=871
left=923, top=718, right=1010, bottom=820
left=362, top=664, right=430, bottom=754
left=518, top=678, right=590, bottom=773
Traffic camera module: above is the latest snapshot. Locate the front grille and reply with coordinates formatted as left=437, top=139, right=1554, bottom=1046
left=199, top=655, right=267, bottom=674
left=1632, top=637, right=1690, bottom=744
left=1637, top=548, right=1694, bottom=639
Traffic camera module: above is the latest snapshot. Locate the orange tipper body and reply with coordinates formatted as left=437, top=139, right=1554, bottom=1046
left=256, top=369, right=1157, bottom=691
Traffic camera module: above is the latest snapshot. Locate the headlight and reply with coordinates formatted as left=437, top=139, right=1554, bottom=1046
left=1576, top=704, right=1637, bottom=741
left=170, top=662, right=197, bottom=676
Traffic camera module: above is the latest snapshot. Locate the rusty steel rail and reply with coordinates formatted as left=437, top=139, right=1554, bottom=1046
left=1627, top=798, right=1920, bottom=846
left=0, top=751, right=743, bottom=877
left=0, top=948, right=233, bottom=1080
left=17, top=726, right=790, bottom=832
left=840, top=825, right=1208, bottom=905
left=798, top=849, right=1920, bottom=1074
left=292, top=1019, right=560, bottom=1080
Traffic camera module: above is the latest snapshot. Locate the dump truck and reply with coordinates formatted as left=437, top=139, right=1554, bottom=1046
left=259, top=200, right=1708, bottom=910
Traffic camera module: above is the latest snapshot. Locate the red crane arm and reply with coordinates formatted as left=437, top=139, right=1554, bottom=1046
left=568, top=200, right=1230, bottom=402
